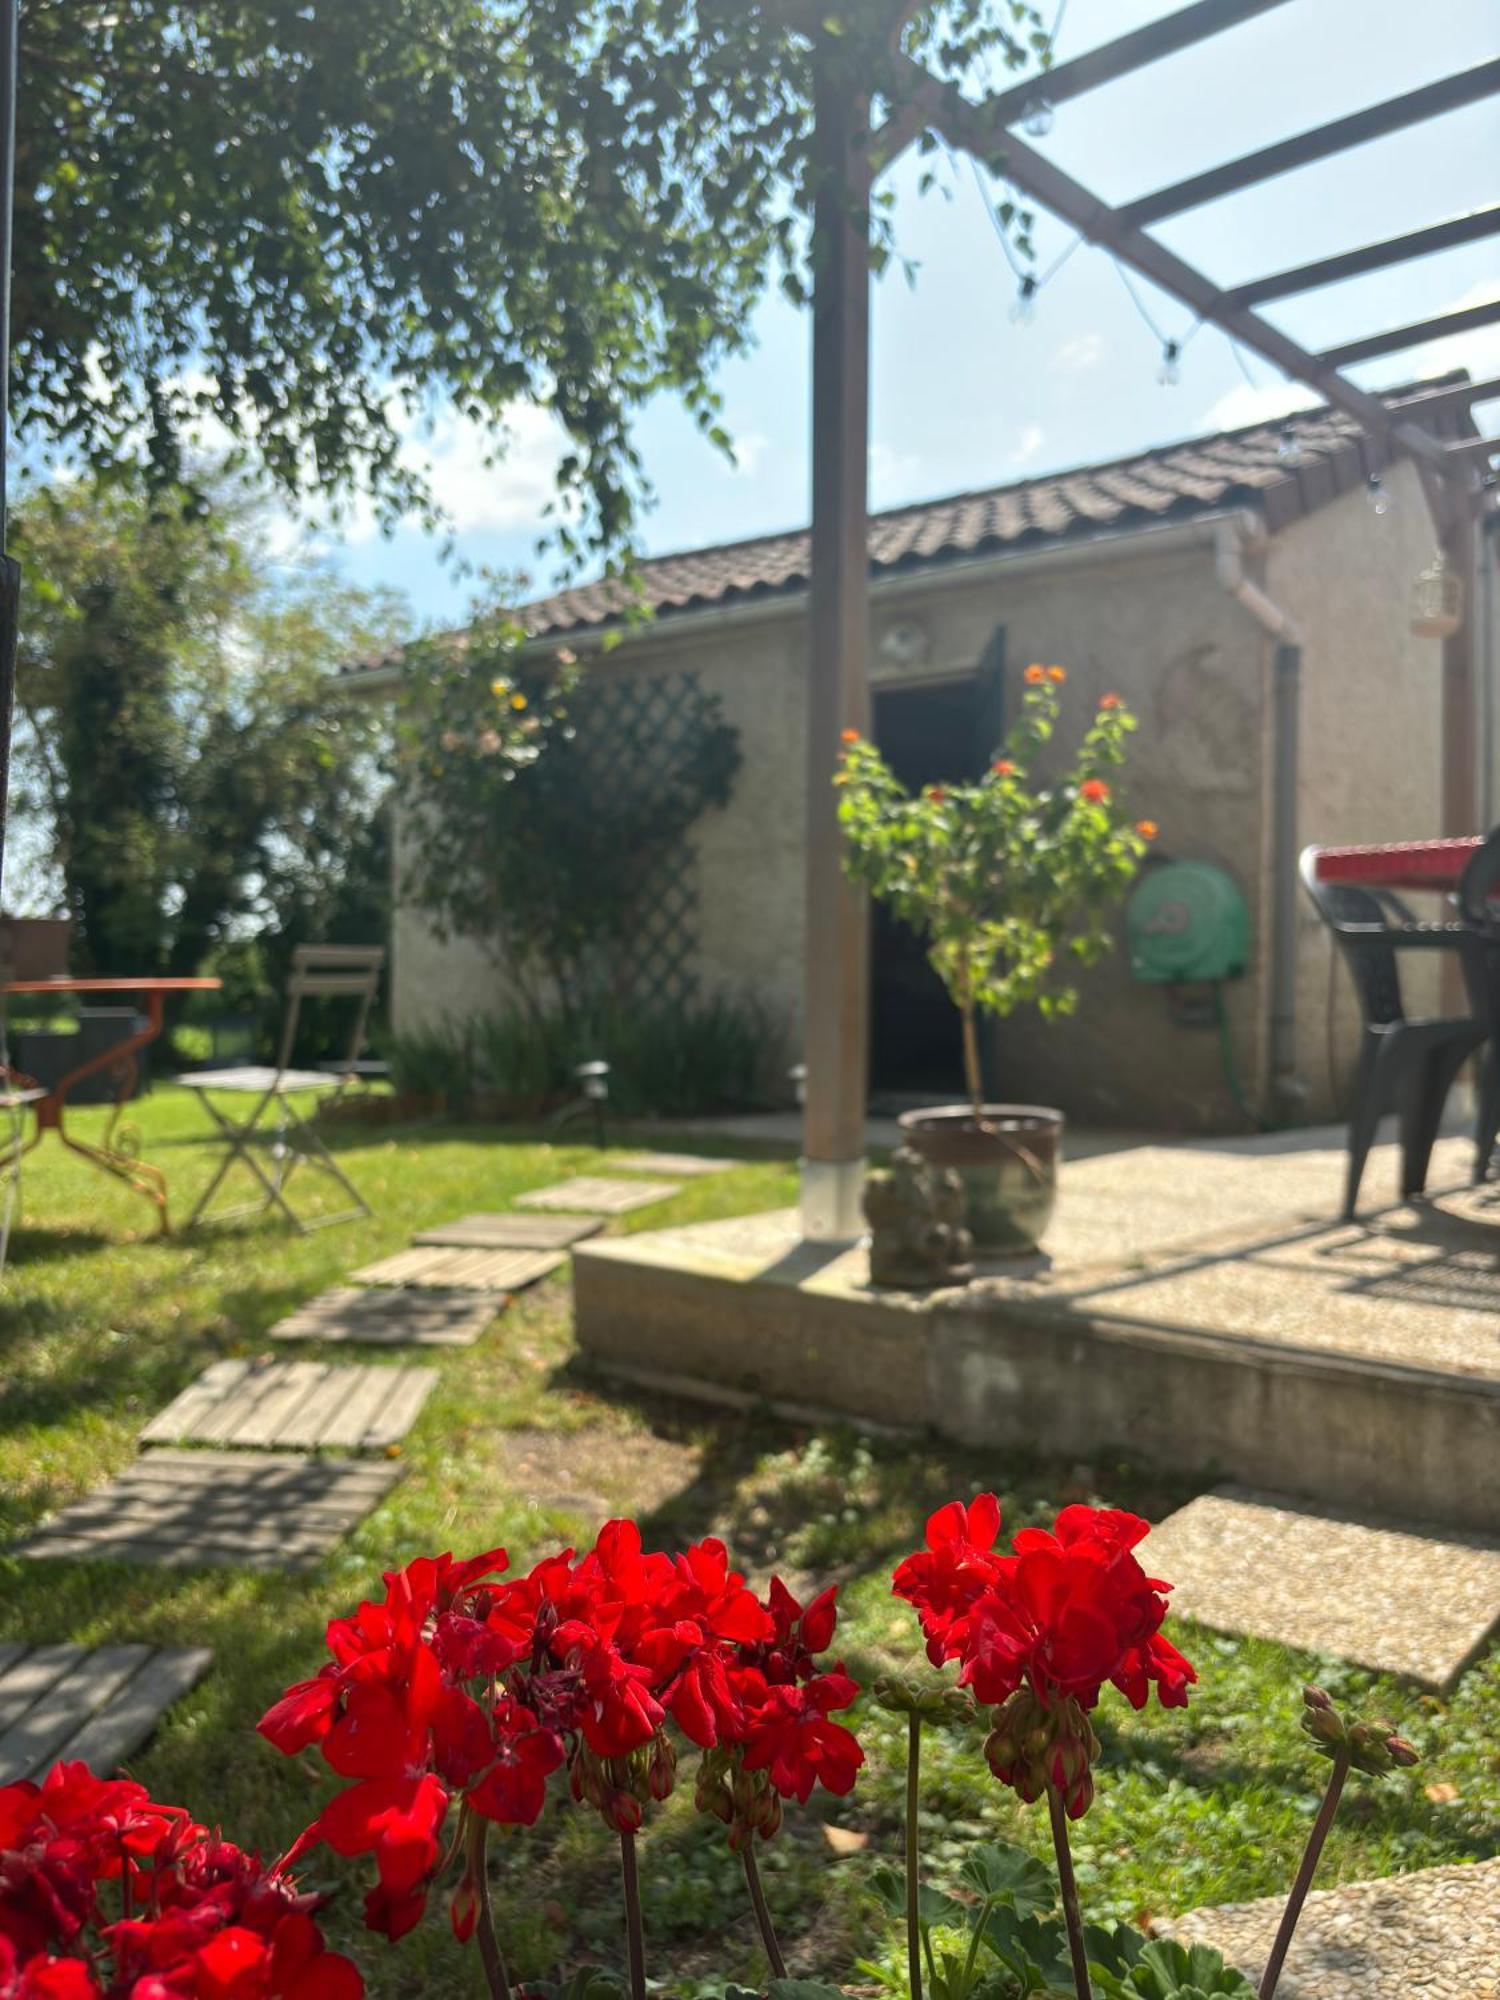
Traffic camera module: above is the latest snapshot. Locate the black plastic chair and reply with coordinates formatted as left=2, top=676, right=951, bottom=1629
left=1457, top=827, right=1500, bottom=1182
left=1300, top=846, right=1485, bottom=1218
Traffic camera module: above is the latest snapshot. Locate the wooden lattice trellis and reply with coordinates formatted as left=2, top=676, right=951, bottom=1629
left=570, top=667, right=718, bottom=1010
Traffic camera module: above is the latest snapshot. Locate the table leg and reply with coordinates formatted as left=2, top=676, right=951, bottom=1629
left=43, top=994, right=174, bottom=1233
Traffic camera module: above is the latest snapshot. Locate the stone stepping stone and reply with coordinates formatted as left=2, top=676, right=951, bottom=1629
left=0, top=1643, right=212, bottom=1783
left=611, top=1152, right=735, bottom=1178
left=352, top=1245, right=565, bottom=1292
left=271, top=1287, right=501, bottom=1347
left=1167, top=1856, right=1500, bottom=1999
left=16, top=1450, right=403, bottom=1572
left=140, top=1359, right=437, bottom=1452
left=1145, top=1486, right=1500, bottom=1691
left=516, top=1176, right=680, bottom=1216
left=413, top=1213, right=603, bottom=1250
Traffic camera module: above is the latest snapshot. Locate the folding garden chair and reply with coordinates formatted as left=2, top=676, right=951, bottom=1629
left=1300, top=848, right=1484, bottom=1218
left=179, top=944, right=384, bottom=1233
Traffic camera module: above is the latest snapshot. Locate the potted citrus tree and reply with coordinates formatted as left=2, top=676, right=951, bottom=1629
left=837, top=666, right=1153, bottom=1254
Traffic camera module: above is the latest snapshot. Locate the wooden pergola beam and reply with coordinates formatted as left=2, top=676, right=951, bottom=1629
left=1320, top=298, right=1500, bottom=369
left=894, top=61, right=1460, bottom=481
left=1117, top=59, right=1500, bottom=228
left=1444, top=435, right=1500, bottom=462
left=1389, top=373, right=1500, bottom=415
left=958, top=0, right=1292, bottom=125
left=1227, top=208, right=1500, bottom=308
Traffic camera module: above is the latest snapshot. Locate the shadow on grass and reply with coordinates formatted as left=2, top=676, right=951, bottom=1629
left=1, top=1225, right=119, bottom=1265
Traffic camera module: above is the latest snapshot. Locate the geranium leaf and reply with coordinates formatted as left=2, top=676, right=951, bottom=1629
left=958, top=1842, right=1054, bottom=1916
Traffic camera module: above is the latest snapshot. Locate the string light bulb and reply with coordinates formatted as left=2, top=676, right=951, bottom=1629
left=1157, top=338, right=1182, bottom=387
left=1020, top=93, right=1055, bottom=137
left=1010, top=273, right=1038, bottom=325
left=1366, top=472, right=1391, bottom=517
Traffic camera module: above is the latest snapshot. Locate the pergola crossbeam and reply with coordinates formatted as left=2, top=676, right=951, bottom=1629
left=1227, top=208, right=1500, bottom=307
left=955, top=0, right=1294, bottom=127
left=1320, top=297, right=1500, bottom=369
left=1444, top=435, right=1500, bottom=462
left=897, top=63, right=1458, bottom=481
left=1118, top=59, right=1500, bottom=228
left=1389, top=374, right=1500, bottom=415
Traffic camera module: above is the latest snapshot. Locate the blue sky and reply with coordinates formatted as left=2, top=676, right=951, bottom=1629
left=299, top=0, right=1500, bottom=627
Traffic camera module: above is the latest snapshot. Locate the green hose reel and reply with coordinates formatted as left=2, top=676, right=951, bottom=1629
left=1126, top=860, right=1249, bottom=985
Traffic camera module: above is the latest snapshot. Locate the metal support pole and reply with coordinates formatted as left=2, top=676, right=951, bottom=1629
left=1269, top=643, right=1304, bottom=1120
left=1440, top=498, right=1481, bottom=839
left=801, top=44, right=871, bottom=1242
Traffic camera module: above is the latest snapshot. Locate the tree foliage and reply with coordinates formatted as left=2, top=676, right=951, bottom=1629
left=11, top=477, right=404, bottom=983
left=396, top=618, right=740, bottom=1014
left=18, top=1, right=1044, bottom=551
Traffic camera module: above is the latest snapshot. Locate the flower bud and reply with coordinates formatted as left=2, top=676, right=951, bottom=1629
left=870, top=1671, right=969, bottom=1725
left=1303, top=1685, right=1334, bottom=1713
left=1386, top=1736, right=1420, bottom=1769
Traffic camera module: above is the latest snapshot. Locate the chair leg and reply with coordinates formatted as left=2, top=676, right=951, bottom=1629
left=1475, top=1046, right=1500, bottom=1184
left=282, top=1097, right=371, bottom=1222
left=1401, top=1041, right=1472, bottom=1200
left=1343, top=1034, right=1392, bottom=1220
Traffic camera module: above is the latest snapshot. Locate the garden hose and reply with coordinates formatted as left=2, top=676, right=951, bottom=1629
left=1213, top=983, right=1273, bottom=1133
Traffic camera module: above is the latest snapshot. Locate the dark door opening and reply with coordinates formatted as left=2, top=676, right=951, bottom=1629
left=868, top=643, right=1005, bottom=1100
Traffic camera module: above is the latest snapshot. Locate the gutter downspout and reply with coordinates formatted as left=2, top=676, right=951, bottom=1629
left=1213, top=514, right=1306, bottom=1123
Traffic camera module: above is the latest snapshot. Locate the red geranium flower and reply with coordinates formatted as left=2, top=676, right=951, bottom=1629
left=737, top=1672, right=864, bottom=1804
left=891, top=1493, right=1005, bottom=1667
left=1079, top=777, right=1110, bottom=804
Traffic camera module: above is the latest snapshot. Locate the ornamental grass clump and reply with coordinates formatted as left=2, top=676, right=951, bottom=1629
left=837, top=669, right=1154, bottom=1117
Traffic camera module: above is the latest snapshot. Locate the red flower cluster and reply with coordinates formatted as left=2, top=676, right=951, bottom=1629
left=260, top=1527, right=861, bottom=1941
left=892, top=1499, right=1195, bottom=1815
left=1079, top=777, right=1111, bottom=804
left=0, top=1763, right=361, bottom=1999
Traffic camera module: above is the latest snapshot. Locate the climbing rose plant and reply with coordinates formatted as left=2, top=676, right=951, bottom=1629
left=1, top=1507, right=1422, bottom=2000
left=837, top=669, right=1155, bottom=1116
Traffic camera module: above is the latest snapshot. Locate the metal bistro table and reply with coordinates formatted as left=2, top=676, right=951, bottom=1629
left=1311, top=837, right=1484, bottom=893
left=1, top=975, right=221, bottom=1233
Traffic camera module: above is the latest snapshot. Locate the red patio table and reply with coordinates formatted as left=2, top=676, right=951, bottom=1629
left=1312, top=837, right=1483, bottom=895
left=2, top=976, right=221, bottom=1233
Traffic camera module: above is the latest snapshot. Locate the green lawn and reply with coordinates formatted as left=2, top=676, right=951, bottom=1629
left=1, top=1089, right=1494, bottom=1995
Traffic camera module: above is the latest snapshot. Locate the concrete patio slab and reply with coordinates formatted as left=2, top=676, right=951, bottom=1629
left=271, top=1287, right=501, bottom=1347
left=572, top=1130, right=1500, bottom=1531
left=518, top=1175, right=681, bottom=1215
left=15, top=1451, right=403, bottom=1571
left=141, top=1358, right=436, bottom=1451
left=353, top=1245, right=565, bottom=1291
left=413, top=1213, right=603, bottom=1250
left=0, top=1643, right=212, bottom=1783
left=1166, top=1858, right=1500, bottom=1999
left=1145, top=1488, right=1500, bottom=1689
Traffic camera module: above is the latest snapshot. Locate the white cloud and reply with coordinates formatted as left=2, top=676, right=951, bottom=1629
left=870, top=441, right=927, bottom=508
left=1051, top=332, right=1105, bottom=375
left=380, top=402, right=565, bottom=541
left=724, top=429, right=770, bottom=476
left=1008, top=423, right=1046, bottom=467
left=1200, top=377, right=1320, bottom=433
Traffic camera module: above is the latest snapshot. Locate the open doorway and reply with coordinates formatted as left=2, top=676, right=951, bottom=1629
left=868, top=634, right=1005, bottom=1101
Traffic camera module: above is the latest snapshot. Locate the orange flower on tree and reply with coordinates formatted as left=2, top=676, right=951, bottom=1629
left=1135, top=819, right=1159, bottom=840
left=1099, top=693, right=1121, bottom=710
left=992, top=759, right=1017, bottom=778
left=926, top=784, right=947, bottom=803
left=1047, top=665, right=1067, bottom=684
left=841, top=728, right=860, bottom=745
left=1080, top=778, right=1110, bottom=804
left=1024, top=664, right=1046, bottom=684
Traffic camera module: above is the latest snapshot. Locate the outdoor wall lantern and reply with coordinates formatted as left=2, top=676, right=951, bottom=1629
left=1409, top=550, right=1463, bottom=640
left=788, top=1062, right=807, bottom=1108
left=878, top=618, right=929, bottom=668
left=577, top=1060, right=610, bottom=1103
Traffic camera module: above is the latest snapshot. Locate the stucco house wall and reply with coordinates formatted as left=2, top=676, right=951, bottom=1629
left=390, top=418, right=1470, bottom=1135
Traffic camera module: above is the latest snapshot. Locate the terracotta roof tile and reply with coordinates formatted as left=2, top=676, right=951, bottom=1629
left=342, top=377, right=1475, bottom=666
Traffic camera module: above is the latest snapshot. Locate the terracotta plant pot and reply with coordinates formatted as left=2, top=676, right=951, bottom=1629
left=897, top=1104, right=1063, bottom=1256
